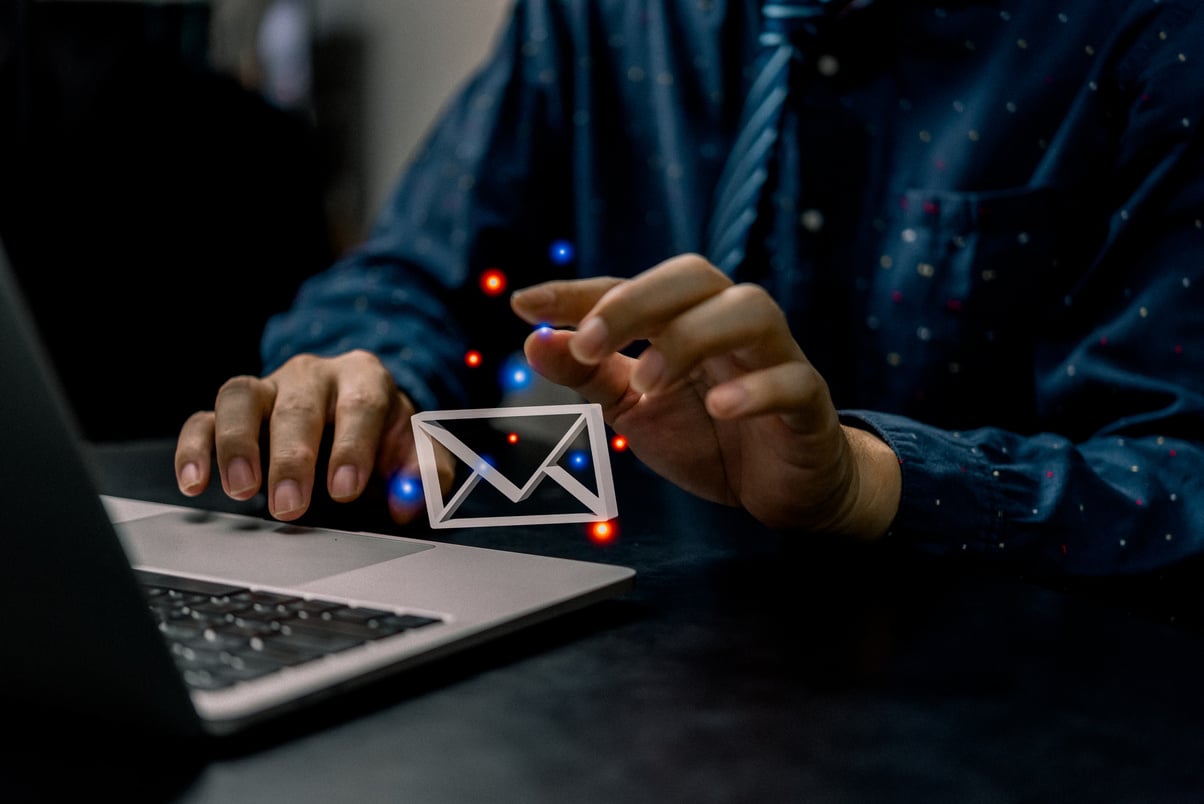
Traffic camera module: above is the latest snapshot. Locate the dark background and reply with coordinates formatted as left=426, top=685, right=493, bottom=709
left=0, top=1, right=338, bottom=441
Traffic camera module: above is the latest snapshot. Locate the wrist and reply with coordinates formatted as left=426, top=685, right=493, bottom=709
left=836, top=424, right=902, bottom=541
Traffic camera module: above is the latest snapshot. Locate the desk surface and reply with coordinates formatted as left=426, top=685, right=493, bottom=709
left=12, top=439, right=1204, bottom=802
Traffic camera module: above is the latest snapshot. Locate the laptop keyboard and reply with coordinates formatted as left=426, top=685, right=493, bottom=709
left=135, top=569, right=443, bottom=691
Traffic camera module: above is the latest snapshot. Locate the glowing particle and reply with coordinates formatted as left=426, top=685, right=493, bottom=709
left=507, top=432, right=519, bottom=444
left=590, top=520, right=617, bottom=544
left=465, top=350, right=483, bottom=368
left=569, top=450, right=590, bottom=470
left=388, top=473, right=422, bottom=504
left=499, top=354, right=532, bottom=391
left=549, top=240, right=576, bottom=265
left=611, top=435, right=628, bottom=451
left=480, top=269, right=507, bottom=296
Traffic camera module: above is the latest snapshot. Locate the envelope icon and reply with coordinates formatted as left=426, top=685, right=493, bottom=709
left=411, top=403, right=618, bottom=529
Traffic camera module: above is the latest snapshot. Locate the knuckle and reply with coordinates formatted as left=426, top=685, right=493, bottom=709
left=272, top=444, right=319, bottom=471
left=340, top=348, right=386, bottom=373
left=273, top=391, right=325, bottom=420
left=728, top=282, right=773, bottom=308
left=676, top=253, right=729, bottom=283
left=182, top=410, right=214, bottom=430
left=217, top=374, right=261, bottom=398
left=336, top=387, right=391, bottom=419
left=730, top=283, right=788, bottom=328
left=282, top=352, right=322, bottom=371
left=214, top=418, right=260, bottom=443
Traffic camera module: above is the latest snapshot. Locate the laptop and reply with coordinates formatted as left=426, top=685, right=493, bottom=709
left=0, top=245, right=634, bottom=740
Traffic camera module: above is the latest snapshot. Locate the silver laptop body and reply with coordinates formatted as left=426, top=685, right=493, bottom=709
left=0, top=247, right=634, bottom=738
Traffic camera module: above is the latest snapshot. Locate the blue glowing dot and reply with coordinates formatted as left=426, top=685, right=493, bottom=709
left=388, top=473, right=422, bottom=503
left=549, top=239, right=575, bottom=265
left=569, top=451, right=589, bottom=470
left=500, top=354, right=533, bottom=391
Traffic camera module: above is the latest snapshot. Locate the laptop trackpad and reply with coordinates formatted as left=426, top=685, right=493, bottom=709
left=115, top=510, right=434, bottom=587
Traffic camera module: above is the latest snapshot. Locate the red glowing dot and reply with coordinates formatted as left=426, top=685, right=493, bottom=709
left=507, top=432, right=519, bottom=444
left=1170, top=449, right=1178, bottom=457
left=611, top=435, right=628, bottom=451
left=480, top=269, right=507, bottom=296
left=465, top=350, right=482, bottom=367
left=1046, top=471, right=1055, bottom=478
left=590, top=521, right=617, bottom=544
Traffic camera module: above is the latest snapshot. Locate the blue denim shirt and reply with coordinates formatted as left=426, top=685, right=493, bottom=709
left=263, top=0, right=1204, bottom=576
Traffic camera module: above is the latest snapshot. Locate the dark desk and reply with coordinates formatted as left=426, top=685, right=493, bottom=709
left=16, top=439, right=1204, bottom=802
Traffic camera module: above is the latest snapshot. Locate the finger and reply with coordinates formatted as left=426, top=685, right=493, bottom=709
left=523, top=327, right=641, bottom=418
left=630, top=283, right=803, bottom=396
left=566, top=254, right=732, bottom=365
left=213, top=375, right=276, bottom=501
left=704, top=361, right=835, bottom=431
left=265, top=363, right=334, bottom=520
left=175, top=411, right=216, bottom=496
left=510, top=276, right=625, bottom=327
left=325, top=351, right=398, bottom=503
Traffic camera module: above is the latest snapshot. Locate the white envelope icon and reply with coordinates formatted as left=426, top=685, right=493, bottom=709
left=411, top=403, right=618, bottom=529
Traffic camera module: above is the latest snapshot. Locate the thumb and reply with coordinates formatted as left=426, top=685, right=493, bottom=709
left=523, top=327, right=638, bottom=416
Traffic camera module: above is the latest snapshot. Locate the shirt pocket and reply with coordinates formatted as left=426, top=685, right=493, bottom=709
left=860, top=185, right=1072, bottom=425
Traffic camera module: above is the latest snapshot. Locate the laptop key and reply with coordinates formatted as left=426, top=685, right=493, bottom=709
left=133, top=569, right=246, bottom=598
left=139, top=575, right=446, bottom=691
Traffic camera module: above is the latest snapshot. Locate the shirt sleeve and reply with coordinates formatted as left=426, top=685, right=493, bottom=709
left=259, top=0, right=573, bottom=413
left=843, top=4, right=1204, bottom=577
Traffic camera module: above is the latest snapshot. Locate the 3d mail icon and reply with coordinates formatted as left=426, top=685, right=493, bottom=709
left=411, top=403, right=618, bottom=529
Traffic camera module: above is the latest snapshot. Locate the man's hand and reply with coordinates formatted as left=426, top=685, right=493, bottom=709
left=174, top=349, right=454, bottom=523
left=510, top=253, right=901, bottom=539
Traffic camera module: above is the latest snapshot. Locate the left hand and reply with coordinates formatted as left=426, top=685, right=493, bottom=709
left=510, top=253, right=901, bottom=538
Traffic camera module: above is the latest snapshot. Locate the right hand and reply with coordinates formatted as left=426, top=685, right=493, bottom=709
left=174, top=350, right=453, bottom=523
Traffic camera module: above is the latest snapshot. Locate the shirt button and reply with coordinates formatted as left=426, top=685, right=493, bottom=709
left=816, top=54, right=840, bottom=77
left=801, top=208, right=825, bottom=232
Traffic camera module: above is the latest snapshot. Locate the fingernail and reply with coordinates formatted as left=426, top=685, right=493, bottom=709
left=330, top=464, right=359, bottom=500
left=708, top=384, right=749, bottom=417
left=179, top=462, right=202, bottom=495
left=570, top=317, right=608, bottom=363
left=227, top=457, right=256, bottom=496
left=630, top=348, right=666, bottom=394
left=273, top=479, right=304, bottom=517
